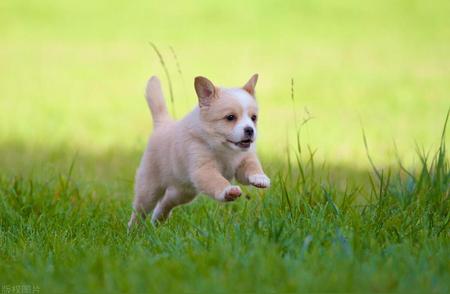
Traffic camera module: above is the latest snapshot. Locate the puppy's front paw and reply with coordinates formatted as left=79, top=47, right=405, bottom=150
left=219, top=185, right=242, bottom=202
left=248, top=174, right=271, bottom=188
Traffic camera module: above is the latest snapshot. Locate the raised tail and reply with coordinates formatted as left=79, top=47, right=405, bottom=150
left=145, top=76, right=171, bottom=127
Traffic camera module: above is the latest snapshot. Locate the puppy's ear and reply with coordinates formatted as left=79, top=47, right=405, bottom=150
left=243, top=74, right=258, bottom=96
left=195, top=76, right=216, bottom=107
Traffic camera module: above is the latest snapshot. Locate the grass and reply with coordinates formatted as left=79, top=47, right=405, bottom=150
left=1, top=114, right=448, bottom=293
left=1, top=0, right=449, bottom=292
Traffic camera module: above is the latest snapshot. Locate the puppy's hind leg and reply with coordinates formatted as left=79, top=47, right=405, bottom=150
left=128, top=179, right=165, bottom=230
left=152, top=187, right=195, bottom=224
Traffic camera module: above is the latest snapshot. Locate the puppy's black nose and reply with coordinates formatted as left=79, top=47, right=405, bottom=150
left=244, top=127, right=254, bottom=137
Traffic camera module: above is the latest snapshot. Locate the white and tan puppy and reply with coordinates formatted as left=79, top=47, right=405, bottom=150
left=128, top=74, right=270, bottom=228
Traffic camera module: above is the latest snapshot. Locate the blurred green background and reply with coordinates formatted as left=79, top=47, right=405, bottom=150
left=1, top=0, right=449, bottom=180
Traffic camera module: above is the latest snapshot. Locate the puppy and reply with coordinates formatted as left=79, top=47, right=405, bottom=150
left=128, top=74, right=270, bottom=228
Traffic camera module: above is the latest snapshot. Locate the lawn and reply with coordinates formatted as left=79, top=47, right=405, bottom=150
left=0, top=0, right=449, bottom=293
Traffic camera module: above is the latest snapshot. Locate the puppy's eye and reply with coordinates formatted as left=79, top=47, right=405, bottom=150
left=251, top=115, right=257, bottom=122
left=225, top=114, right=236, bottom=121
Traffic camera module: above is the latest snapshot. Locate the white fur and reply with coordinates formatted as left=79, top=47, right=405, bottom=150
left=248, top=174, right=271, bottom=188
left=227, top=88, right=257, bottom=143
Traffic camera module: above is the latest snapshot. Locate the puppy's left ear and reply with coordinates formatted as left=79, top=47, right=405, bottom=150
left=243, top=74, right=258, bottom=96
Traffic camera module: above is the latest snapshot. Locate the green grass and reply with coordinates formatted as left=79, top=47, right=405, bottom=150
left=1, top=0, right=449, bottom=292
left=1, top=116, right=449, bottom=293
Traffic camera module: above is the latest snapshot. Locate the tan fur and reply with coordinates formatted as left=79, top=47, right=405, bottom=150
left=128, top=75, right=270, bottom=228
left=145, top=76, right=171, bottom=127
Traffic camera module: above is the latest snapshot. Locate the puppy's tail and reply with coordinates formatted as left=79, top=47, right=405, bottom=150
left=145, top=76, right=172, bottom=127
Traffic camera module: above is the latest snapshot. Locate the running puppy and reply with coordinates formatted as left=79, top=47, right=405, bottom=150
left=128, top=74, right=270, bottom=227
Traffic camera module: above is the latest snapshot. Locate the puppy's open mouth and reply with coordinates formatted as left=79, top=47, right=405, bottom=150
left=227, top=139, right=253, bottom=149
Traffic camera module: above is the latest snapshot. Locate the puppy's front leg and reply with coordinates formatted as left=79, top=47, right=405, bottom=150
left=236, top=153, right=270, bottom=188
left=192, top=162, right=242, bottom=202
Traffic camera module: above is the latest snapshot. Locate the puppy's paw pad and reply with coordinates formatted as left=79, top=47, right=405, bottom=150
left=249, top=174, right=271, bottom=188
left=221, top=185, right=242, bottom=202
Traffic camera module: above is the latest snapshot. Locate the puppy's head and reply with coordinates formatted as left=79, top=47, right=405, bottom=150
left=194, top=74, right=259, bottom=151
